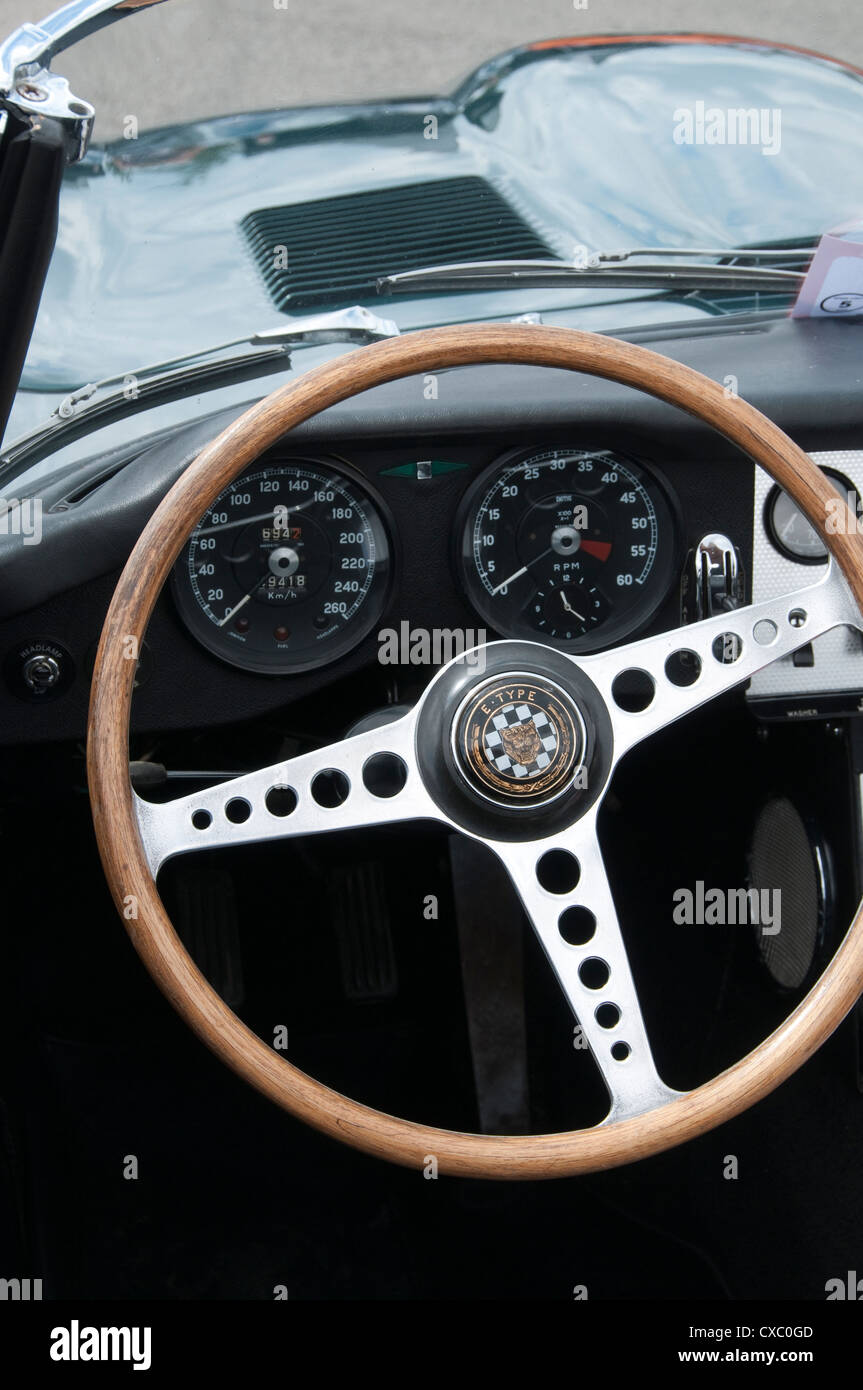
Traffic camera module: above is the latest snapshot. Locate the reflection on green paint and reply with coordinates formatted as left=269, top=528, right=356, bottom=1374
left=379, top=459, right=470, bottom=479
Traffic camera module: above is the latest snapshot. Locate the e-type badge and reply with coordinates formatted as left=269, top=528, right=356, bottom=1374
left=453, top=676, right=585, bottom=805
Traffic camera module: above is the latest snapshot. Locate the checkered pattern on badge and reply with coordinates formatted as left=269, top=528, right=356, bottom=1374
left=483, top=702, right=558, bottom=779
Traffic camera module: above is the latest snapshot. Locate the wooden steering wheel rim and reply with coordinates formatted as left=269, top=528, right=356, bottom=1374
left=87, top=323, right=863, bottom=1178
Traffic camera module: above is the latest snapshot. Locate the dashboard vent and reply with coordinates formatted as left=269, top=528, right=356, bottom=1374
left=241, top=176, right=554, bottom=310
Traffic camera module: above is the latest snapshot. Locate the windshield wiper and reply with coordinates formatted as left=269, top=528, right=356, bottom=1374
left=377, top=245, right=813, bottom=296
left=567, top=243, right=816, bottom=265
left=1, top=306, right=399, bottom=475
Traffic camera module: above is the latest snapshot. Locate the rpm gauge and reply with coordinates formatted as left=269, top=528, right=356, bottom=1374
left=458, top=448, right=677, bottom=650
left=172, top=458, right=391, bottom=673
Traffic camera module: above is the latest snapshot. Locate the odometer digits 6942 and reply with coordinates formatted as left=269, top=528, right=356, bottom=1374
left=172, top=458, right=391, bottom=673
left=458, top=448, right=677, bottom=651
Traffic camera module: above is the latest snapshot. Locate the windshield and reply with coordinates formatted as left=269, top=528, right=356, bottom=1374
left=8, top=4, right=863, bottom=395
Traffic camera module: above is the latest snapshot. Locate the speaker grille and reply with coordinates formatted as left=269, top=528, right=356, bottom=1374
left=749, top=797, right=820, bottom=990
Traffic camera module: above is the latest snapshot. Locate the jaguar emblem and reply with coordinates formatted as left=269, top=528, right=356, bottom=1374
left=500, top=721, right=542, bottom=767
left=452, top=674, right=586, bottom=806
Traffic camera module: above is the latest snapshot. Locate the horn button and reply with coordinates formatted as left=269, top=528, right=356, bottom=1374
left=415, top=641, right=614, bottom=842
left=452, top=674, right=586, bottom=808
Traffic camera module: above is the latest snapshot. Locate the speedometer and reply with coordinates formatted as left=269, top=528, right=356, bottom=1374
left=171, top=457, right=391, bottom=673
left=458, top=448, right=677, bottom=651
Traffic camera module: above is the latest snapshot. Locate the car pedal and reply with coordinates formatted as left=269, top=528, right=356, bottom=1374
left=449, top=834, right=531, bottom=1135
left=328, top=861, right=397, bottom=1000
left=167, top=866, right=245, bottom=1010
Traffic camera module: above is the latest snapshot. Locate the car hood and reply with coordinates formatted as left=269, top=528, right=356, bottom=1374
left=21, top=33, right=863, bottom=388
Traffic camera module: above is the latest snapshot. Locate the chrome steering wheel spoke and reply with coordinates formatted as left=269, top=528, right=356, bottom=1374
left=134, top=710, right=440, bottom=876
left=577, top=560, right=860, bottom=759
left=490, top=810, right=681, bottom=1123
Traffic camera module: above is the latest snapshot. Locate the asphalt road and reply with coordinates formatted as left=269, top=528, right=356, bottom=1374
left=0, top=0, right=861, bottom=141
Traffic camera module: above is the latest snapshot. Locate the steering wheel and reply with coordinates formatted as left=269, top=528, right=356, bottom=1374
left=87, top=324, right=863, bottom=1178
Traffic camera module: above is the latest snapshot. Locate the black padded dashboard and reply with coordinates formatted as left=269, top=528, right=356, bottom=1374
left=0, top=314, right=860, bottom=745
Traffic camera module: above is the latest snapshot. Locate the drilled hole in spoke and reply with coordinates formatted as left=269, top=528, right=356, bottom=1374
left=664, top=650, right=701, bottom=687
left=362, top=753, right=407, bottom=798
left=611, top=1041, right=631, bottom=1062
left=191, top=809, right=212, bottom=831
left=579, top=957, right=610, bottom=990
left=266, top=786, right=297, bottom=818
left=595, top=1002, right=620, bottom=1029
left=611, top=669, right=655, bottom=712
left=788, top=608, right=808, bottom=629
left=311, top=769, right=350, bottom=808
left=712, top=632, right=742, bottom=664
left=536, top=849, right=580, bottom=894
left=559, top=906, right=596, bottom=945
left=753, top=619, right=778, bottom=646
left=225, top=798, right=251, bottom=824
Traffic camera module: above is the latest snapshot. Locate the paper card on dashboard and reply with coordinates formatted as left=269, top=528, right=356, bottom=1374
left=792, top=227, right=863, bottom=318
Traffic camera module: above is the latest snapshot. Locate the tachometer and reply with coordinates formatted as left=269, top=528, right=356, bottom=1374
left=171, top=458, right=391, bottom=673
left=458, top=448, right=677, bottom=650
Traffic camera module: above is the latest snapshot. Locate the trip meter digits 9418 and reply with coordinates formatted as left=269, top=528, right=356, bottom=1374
left=172, top=458, right=391, bottom=673
left=458, top=448, right=677, bottom=651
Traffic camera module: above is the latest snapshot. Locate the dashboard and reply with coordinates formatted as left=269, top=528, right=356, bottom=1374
left=0, top=315, right=860, bottom=746
left=750, top=448, right=863, bottom=717
left=168, top=445, right=681, bottom=675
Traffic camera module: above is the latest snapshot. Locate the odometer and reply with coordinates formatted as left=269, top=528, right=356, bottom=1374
left=458, top=448, right=677, bottom=651
left=172, top=458, right=391, bottom=673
